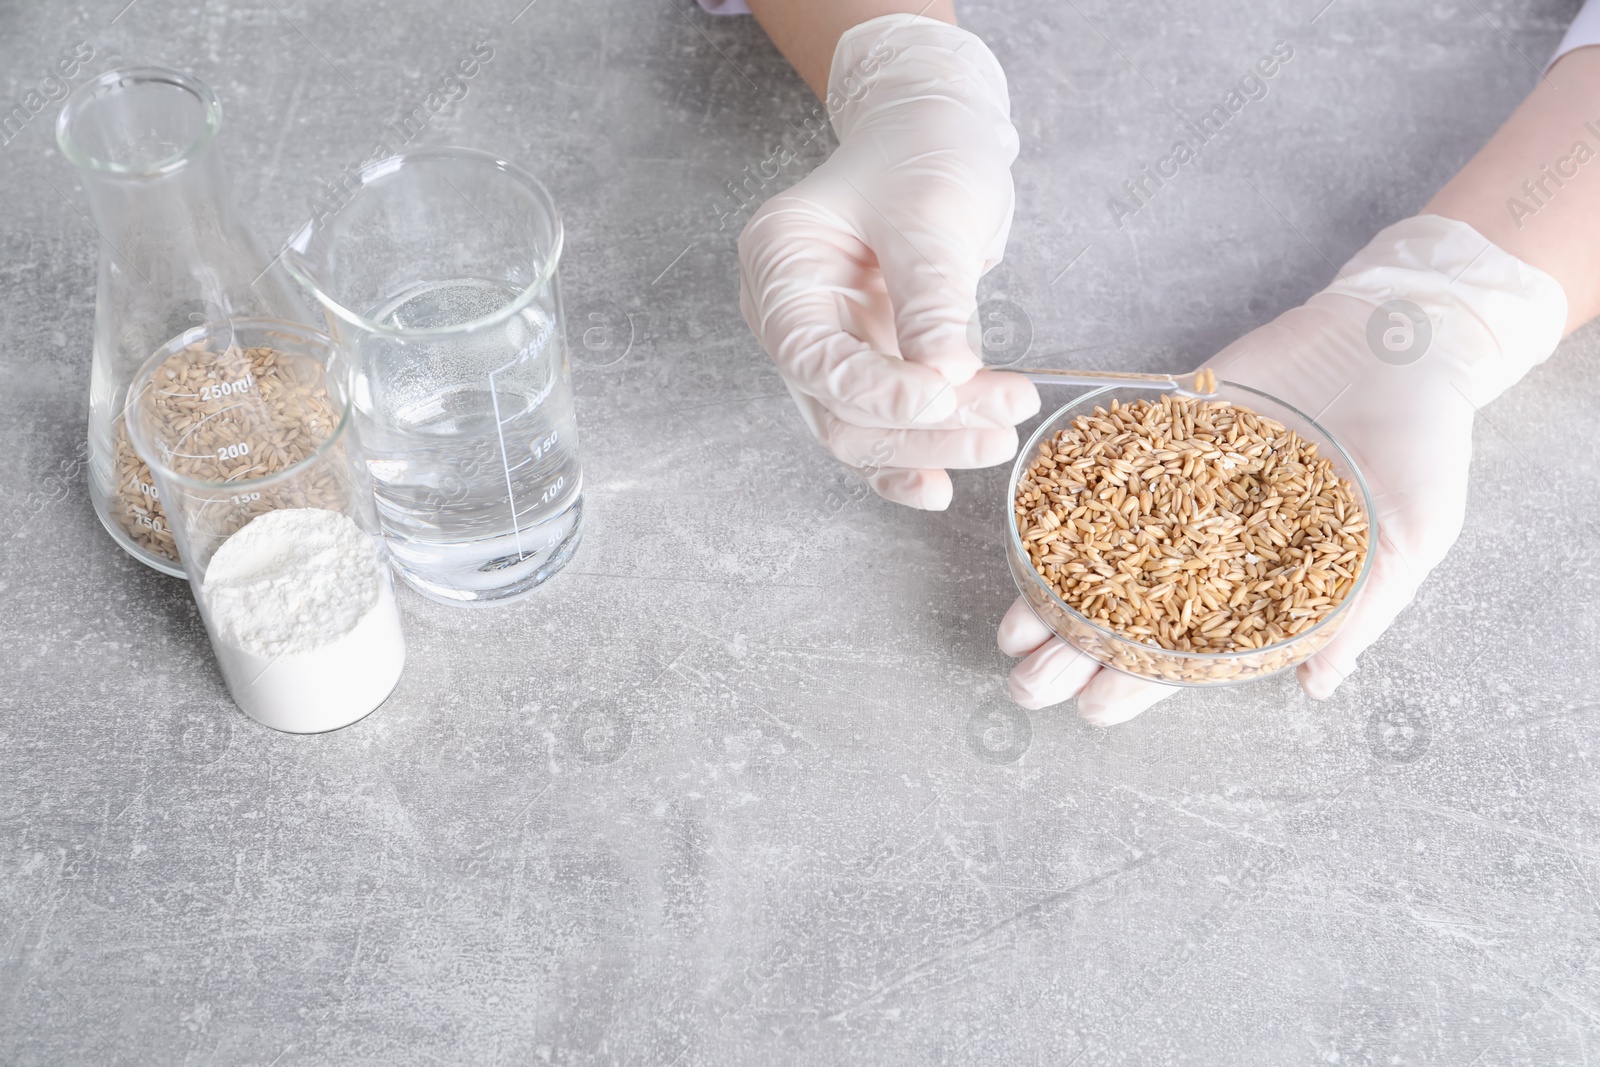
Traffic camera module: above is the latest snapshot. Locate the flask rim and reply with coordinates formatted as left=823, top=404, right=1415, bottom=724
left=56, top=66, right=222, bottom=178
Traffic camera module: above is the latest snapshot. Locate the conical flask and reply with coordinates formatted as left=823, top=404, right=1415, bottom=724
left=56, top=66, right=306, bottom=575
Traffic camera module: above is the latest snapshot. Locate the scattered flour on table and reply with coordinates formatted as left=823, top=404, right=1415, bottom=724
left=205, top=508, right=386, bottom=657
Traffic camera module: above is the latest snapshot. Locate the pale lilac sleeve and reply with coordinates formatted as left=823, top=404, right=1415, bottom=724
left=696, top=0, right=750, bottom=12
left=1550, top=0, right=1600, bottom=68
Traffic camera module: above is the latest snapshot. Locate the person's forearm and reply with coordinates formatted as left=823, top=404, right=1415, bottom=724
left=744, top=0, right=955, bottom=99
left=1424, top=47, right=1600, bottom=335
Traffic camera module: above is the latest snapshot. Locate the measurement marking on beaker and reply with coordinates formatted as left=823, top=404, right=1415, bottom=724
left=198, top=375, right=254, bottom=401
left=494, top=397, right=552, bottom=429
left=162, top=439, right=251, bottom=462
left=537, top=476, right=565, bottom=505
left=486, top=361, right=526, bottom=563
left=512, top=497, right=561, bottom=520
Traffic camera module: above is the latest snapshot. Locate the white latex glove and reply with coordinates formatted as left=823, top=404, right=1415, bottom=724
left=738, top=14, right=1040, bottom=510
left=999, top=215, right=1568, bottom=724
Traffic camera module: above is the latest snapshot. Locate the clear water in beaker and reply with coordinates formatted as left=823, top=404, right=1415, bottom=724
left=284, top=147, right=585, bottom=605
left=357, top=277, right=582, bottom=603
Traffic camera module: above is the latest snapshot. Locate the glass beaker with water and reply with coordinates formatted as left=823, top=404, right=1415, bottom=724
left=284, top=148, right=583, bottom=605
left=56, top=67, right=308, bottom=576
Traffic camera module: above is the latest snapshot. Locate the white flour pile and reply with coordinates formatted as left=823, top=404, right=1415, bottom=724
left=203, top=508, right=405, bottom=732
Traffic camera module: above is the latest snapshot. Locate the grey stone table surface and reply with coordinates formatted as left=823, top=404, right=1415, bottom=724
left=3, top=0, right=1599, bottom=1063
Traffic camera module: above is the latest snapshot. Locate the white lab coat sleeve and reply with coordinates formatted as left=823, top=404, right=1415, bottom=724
left=696, top=0, right=750, bottom=13
left=1551, top=0, right=1600, bottom=68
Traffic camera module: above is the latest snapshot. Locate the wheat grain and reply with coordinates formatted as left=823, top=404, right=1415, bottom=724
left=113, top=343, right=344, bottom=564
left=1014, top=395, right=1369, bottom=663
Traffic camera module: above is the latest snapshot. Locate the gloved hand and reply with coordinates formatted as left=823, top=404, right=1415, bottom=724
left=738, top=14, right=1039, bottom=510
left=999, top=215, right=1568, bottom=723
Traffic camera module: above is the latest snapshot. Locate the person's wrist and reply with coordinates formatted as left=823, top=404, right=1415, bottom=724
left=827, top=14, right=1014, bottom=147
left=1314, top=214, right=1567, bottom=408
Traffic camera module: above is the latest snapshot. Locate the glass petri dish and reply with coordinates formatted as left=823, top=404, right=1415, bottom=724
left=1004, top=381, right=1378, bottom=687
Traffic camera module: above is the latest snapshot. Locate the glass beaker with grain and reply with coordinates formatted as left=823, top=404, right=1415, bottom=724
left=125, top=320, right=405, bottom=733
left=56, top=66, right=308, bottom=575
left=284, top=148, right=583, bottom=606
